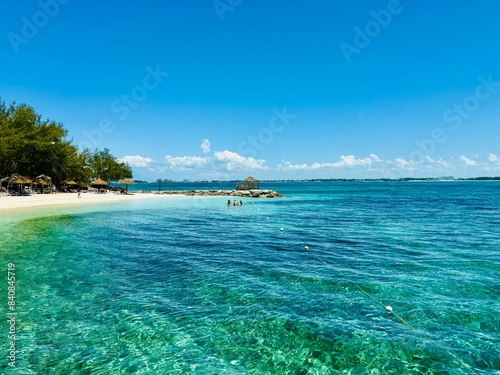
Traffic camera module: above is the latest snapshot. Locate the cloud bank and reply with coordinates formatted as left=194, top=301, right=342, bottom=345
left=120, top=141, right=500, bottom=180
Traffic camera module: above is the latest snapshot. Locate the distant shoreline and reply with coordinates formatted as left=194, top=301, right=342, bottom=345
left=134, top=177, right=500, bottom=185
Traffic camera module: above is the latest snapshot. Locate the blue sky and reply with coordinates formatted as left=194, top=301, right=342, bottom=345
left=1, top=0, right=500, bottom=181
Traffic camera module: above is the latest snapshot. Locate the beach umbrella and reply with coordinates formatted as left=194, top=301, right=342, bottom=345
left=90, top=178, right=107, bottom=186
left=118, top=179, right=135, bottom=193
left=34, top=175, right=51, bottom=190
left=90, top=178, right=108, bottom=193
left=33, top=178, right=49, bottom=192
left=61, top=180, right=78, bottom=187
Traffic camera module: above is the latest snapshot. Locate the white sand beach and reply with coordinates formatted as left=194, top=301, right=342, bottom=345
left=0, top=191, right=175, bottom=212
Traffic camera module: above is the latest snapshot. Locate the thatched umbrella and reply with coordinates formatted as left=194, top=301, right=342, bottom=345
left=62, top=180, right=78, bottom=186
left=60, top=180, right=78, bottom=193
left=33, top=178, right=49, bottom=193
left=90, top=178, right=108, bottom=193
left=118, top=179, right=135, bottom=194
left=8, top=175, right=33, bottom=195
left=90, top=178, right=107, bottom=185
left=34, top=174, right=52, bottom=193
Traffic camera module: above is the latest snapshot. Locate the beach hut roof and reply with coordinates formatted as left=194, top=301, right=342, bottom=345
left=62, top=180, right=77, bottom=185
left=90, top=178, right=108, bottom=185
left=245, top=176, right=256, bottom=181
left=118, top=179, right=135, bottom=185
left=35, top=174, right=52, bottom=182
left=34, top=174, right=52, bottom=185
left=9, top=175, right=32, bottom=184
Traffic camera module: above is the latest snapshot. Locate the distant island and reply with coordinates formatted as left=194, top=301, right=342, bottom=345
left=140, top=176, right=500, bottom=184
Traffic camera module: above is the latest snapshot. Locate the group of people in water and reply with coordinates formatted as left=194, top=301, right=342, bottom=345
left=227, top=199, right=244, bottom=206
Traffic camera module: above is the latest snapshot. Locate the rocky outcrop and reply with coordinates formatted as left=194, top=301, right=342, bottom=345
left=151, top=189, right=283, bottom=198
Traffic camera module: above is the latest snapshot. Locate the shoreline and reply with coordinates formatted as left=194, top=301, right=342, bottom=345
left=0, top=192, right=178, bottom=212
left=0, top=189, right=282, bottom=212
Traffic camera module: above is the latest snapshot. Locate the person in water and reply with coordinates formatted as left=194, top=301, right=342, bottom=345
left=227, top=199, right=231, bottom=206
left=233, top=200, right=238, bottom=206
left=239, top=200, right=243, bottom=206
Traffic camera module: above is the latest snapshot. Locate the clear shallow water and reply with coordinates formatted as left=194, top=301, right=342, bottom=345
left=1, top=182, right=499, bottom=374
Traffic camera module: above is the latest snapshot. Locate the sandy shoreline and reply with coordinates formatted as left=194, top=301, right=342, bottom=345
left=0, top=191, right=176, bottom=212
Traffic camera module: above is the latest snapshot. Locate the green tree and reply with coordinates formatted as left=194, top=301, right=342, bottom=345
left=0, top=100, right=79, bottom=184
left=0, top=98, right=133, bottom=186
left=88, top=148, right=132, bottom=182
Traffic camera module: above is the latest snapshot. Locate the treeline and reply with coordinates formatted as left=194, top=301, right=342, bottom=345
left=0, top=98, right=132, bottom=185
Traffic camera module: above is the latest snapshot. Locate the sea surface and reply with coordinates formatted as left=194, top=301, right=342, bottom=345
left=0, top=181, right=499, bottom=374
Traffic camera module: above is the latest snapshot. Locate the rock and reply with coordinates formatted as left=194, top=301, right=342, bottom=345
left=155, top=189, right=282, bottom=198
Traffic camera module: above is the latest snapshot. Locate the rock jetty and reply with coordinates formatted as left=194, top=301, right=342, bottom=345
left=153, top=189, right=283, bottom=198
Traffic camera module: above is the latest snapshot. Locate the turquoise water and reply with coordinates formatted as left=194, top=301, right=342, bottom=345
left=1, top=182, right=499, bottom=374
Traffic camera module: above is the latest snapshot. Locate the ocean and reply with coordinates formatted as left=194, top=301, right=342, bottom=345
left=1, top=181, right=499, bottom=374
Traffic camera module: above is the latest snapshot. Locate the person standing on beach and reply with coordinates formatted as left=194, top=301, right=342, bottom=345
left=77, top=187, right=81, bottom=199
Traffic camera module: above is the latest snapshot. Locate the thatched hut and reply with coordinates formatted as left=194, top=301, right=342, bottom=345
left=6, top=174, right=33, bottom=195
left=90, top=178, right=108, bottom=193
left=33, top=174, right=52, bottom=193
left=236, top=176, right=259, bottom=190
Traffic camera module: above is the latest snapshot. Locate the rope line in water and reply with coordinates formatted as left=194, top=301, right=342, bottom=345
left=272, top=222, right=479, bottom=375
left=304, top=244, right=479, bottom=375
left=305, top=245, right=416, bottom=330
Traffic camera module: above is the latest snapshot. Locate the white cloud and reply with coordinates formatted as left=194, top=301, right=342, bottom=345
left=488, top=153, right=499, bottom=162
left=164, top=155, right=210, bottom=170
left=213, top=150, right=267, bottom=171
left=393, top=158, right=411, bottom=170
left=331, top=154, right=378, bottom=168
left=127, top=149, right=500, bottom=181
left=200, top=139, right=211, bottom=154
left=278, top=154, right=381, bottom=171
left=277, top=161, right=310, bottom=170
left=460, top=156, right=477, bottom=166
left=119, top=155, right=155, bottom=167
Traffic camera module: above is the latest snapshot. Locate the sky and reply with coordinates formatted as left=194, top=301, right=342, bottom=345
left=1, top=0, right=500, bottom=181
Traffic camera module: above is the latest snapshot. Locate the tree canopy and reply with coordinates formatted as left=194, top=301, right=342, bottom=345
left=0, top=98, right=132, bottom=186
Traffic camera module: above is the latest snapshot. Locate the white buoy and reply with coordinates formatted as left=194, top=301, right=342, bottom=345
left=304, top=246, right=309, bottom=251
left=386, top=306, right=393, bottom=312
left=280, top=227, right=284, bottom=232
